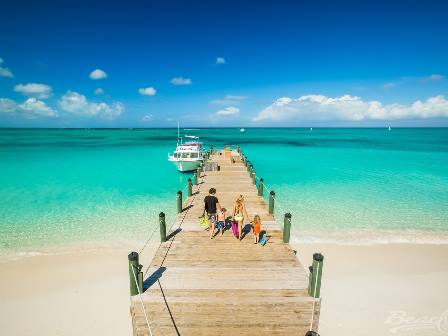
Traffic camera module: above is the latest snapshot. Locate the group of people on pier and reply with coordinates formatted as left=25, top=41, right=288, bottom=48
left=203, top=187, right=263, bottom=244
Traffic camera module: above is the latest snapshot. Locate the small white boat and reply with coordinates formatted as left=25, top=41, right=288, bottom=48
left=240, top=128, right=245, bottom=133
left=168, top=124, right=205, bottom=172
left=388, top=126, right=391, bottom=131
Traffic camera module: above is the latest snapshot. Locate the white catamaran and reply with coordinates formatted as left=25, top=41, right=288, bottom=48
left=168, top=125, right=205, bottom=172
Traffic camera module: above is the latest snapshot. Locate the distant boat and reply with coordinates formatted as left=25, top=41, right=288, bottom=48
left=388, top=126, right=391, bottom=131
left=240, top=128, right=245, bottom=133
left=310, top=127, right=313, bottom=131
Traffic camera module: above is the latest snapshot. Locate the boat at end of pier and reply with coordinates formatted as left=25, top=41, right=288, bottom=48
left=168, top=140, right=205, bottom=172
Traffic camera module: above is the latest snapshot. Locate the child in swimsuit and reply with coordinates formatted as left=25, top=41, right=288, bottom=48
left=216, top=208, right=226, bottom=236
left=252, top=215, right=261, bottom=244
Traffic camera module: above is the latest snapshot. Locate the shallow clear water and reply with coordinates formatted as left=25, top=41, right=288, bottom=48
left=1, top=128, right=447, bottom=256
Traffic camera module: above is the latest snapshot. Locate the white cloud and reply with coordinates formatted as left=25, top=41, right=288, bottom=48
left=142, top=114, right=154, bottom=122
left=216, top=106, right=240, bottom=116
left=0, top=98, right=17, bottom=113
left=14, top=83, right=53, bottom=99
left=138, top=87, right=157, bottom=96
left=383, top=82, right=397, bottom=89
left=19, top=98, right=58, bottom=118
left=1, top=97, right=57, bottom=118
left=216, top=57, right=226, bottom=64
left=89, top=69, right=108, bottom=80
left=59, top=91, right=124, bottom=119
left=0, top=57, right=13, bottom=77
left=170, top=77, right=192, bottom=85
left=94, top=88, right=105, bottom=95
left=211, top=95, right=247, bottom=105
left=252, top=94, right=448, bottom=122
left=0, top=67, right=13, bottom=77
left=425, top=74, right=444, bottom=81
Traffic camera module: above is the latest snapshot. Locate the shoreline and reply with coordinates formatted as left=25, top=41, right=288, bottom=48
left=1, top=242, right=447, bottom=335
left=3, top=227, right=448, bottom=263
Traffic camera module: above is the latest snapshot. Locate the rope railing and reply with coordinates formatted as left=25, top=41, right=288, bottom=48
left=309, top=262, right=321, bottom=332
left=137, top=178, right=192, bottom=256
left=253, top=175, right=290, bottom=218
left=130, top=263, right=154, bottom=336
left=138, top=173, right=204, bottom=279
left=138, top=224, right=159, bottom=255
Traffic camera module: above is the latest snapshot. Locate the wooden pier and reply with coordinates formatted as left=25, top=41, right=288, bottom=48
left=130, top=148, right=322, bottom=336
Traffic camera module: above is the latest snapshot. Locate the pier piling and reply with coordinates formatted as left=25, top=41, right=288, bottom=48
left=283, top=213, right=291, bottom=243
left=309, top=253, right=324, bottom=298
left=159, top=212, right=166, bottom=243
left=177, top=190, right=182, bottom=213
left=305, top=331, right=320, bottom=336
left=258, top=178, right=264, bottom=196
left=307, top=265, right=313, bottom=295
left=128, top=252, right=141, bottom=296
left=187, top=178, right=192, bottom=197
left=269, top=191, right=275, bottom=214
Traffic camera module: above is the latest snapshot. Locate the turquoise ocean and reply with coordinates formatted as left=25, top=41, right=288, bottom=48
left=1, top=128, right=448, bottom=259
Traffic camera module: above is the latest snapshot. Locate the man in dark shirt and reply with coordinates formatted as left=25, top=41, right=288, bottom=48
left=204, top=187, right=221, bottom=239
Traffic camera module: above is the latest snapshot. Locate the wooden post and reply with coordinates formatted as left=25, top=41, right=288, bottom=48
left=128, top=251, right=139, bottom=296
left=307, top=265, right=313, bottom=295
left=159, top=212, right=166, bottom=243
left=246, top=161, right=250, bottom=171
left=305, top=331, right=320, bottom=336
left=258, top=178, right=264, bottom=196
left=283, top=213, right=291, bottom=243
left=269, top=191, right=275, bottom=214
left=252, top=168, right=256, bottom=185
left=188, top=178, right=192, bottom=197
left=197, top=167, right=201, bottom=180
left=309, top=253, right=324, bottom=298
left=177, top=190, right=182, bottom=213
left=194, top=172, right=198, bottom=185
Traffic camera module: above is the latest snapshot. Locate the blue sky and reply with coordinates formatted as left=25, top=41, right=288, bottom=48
left=1, top=0, right=448, bottom=127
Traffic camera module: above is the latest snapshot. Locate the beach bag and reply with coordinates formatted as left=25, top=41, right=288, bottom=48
left=231, top=221, right=239, bottom=237
left=199, top=216, right=208, bottom=227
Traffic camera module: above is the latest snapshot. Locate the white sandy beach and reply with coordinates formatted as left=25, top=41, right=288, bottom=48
left=1, top=243, right=447, bottom=336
